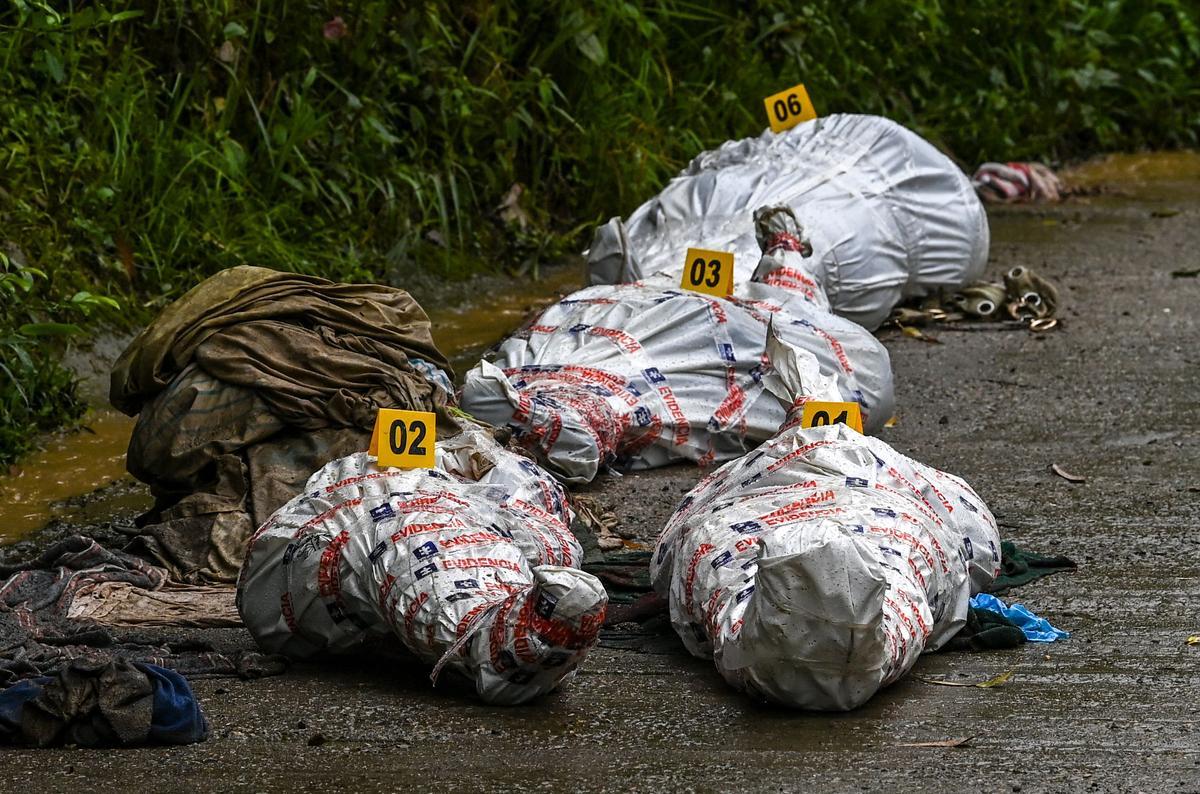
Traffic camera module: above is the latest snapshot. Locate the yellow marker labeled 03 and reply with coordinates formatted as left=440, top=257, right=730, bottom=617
left=763, top=83, right=817, bottom=133
left=369, top=409, right=436, bottom=469
left=681, top=247, right=735, bottom=297
left=799, top=400, right=863, bottom=434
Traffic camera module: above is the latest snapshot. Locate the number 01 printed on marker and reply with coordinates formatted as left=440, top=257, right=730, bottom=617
left=763, top=83, right=817, bottom=133
left=799, top=400, right=863, bottom=434
left=681, top=247, right=735, bottom=297
left=369, top=408, right=436, bottom=469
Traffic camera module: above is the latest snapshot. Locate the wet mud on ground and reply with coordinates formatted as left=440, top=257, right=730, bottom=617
left=2, top=182, right=1199, bottom=791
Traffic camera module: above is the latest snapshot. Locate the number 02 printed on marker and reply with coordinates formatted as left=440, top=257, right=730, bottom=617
left=369, top=408, right=436, bottom=469
left=681, top=247, right=735, bottom=297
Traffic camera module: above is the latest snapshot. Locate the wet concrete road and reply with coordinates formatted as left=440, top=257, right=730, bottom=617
left=3, top=185, right=1200, bottom=792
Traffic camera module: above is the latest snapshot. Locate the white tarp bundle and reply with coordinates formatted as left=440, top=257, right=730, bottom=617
left=649, top=342, right=1001, bottom=710
left=460, top=114, right=987, bottom=483
left=588, top=113, right=989, bottom=331
left=236, top=427, right=607, bottom=705
left=461, top=207, right=892, bottom=483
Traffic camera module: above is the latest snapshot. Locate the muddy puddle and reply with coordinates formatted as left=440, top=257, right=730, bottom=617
left=1062, top=150, right=1200, bottom=204
left=0, top=266, right=583, bottom=544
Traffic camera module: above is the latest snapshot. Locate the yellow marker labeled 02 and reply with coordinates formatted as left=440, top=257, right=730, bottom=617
left=763, top=83, right=817, bottom=133
left=799, top=400, right=864, bottom=434
left=369, top=409, right=436, bottom=469
left=681, top=247, right=735, bottom=297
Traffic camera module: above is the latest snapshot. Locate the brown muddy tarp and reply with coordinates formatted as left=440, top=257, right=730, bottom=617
left=110, top=266, right=459, bottom=582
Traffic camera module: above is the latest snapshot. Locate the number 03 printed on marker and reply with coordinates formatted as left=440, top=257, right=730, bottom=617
left=681, top=247, right=735, bottom=297
left=369, top=408, right=436, bottom=469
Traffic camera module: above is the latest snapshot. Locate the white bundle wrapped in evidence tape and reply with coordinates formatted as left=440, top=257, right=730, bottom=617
left=236, top=426, right=607, bottom=705
left=649, top=343, right=1001, bottom=709
left=460, top=206, right=894, bottom=483
left=588, top=113, right=989, bottom=331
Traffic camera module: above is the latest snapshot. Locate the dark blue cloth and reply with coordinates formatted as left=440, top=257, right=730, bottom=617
left=141, top=663, right=209, bottom=745
left=0, top=662, right=207, bottom=747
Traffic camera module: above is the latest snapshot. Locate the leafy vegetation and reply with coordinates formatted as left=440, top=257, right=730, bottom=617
left=1, top=0, right=1198, bottom=463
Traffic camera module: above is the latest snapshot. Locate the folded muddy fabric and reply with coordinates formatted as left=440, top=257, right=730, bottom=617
left=0, top=659, right=208, bottom=747
left=111, top=265, right=452, bottom=414
left=238, top=427, right=607, bottom=705
left=0, top=536, right=285, bottom=685
left=110, top=266, right=459, bottom=582
left=461, top=207, right=893, bottom=483
left=588, top=114, right=989, bottom=331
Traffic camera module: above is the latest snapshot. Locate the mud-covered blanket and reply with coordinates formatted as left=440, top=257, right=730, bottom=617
left=0, top=536, right=283, bottom=684
left=110, top=266, right=459, bottom=581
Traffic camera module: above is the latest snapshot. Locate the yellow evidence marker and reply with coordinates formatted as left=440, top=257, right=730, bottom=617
left=681, top=247, right=735, bottom=298
left=369, top=408, right=436, bottom=469
left=763, top=83, right=817, bottom=133
left=799, top=400, right=864, bottom=434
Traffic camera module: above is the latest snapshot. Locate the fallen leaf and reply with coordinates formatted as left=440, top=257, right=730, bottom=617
left=884, top=416, right=899, bottom=428
left=976, top=669, right=1016, bottom=688
left=1051, top=463, right=1086, bottom=483
left=918, top=669, right=1016, bottom=688
left=898, top=736, right=974, bottom=748
left=900, top=325, right=942, bottom=344
left=1186, top=635, right=1200, bottom=646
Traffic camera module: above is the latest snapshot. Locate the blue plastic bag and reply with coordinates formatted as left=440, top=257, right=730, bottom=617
left=970, top=593, right=1069, bottom=643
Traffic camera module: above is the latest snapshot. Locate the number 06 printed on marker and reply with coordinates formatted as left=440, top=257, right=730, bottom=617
left=763, top=83, right=817, bottom=133
left=369, top=408, right=436, bottom=469
left=680, top=247, right=735, bottom=297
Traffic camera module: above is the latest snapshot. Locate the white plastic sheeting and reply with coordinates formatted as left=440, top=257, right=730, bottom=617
left=649, top=341, right=1001, bottom=710
left=588, top=113, right=989, bottom=331
left=460, top=114, right=987, bottom=483
left=461, top=208, right=893, bottom=484
left=236, top=427, right=607, bottom=705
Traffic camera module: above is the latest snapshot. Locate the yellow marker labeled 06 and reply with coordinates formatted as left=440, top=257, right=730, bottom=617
left=799, top=400, right=864, bottom=434
left=369, top=409, right=436, bottom=469
left=681, top=247, right=735, bottom=297
left=763, top=83, right=817, bottom=133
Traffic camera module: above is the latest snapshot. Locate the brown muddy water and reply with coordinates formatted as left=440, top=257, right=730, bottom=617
left=0, top=265, right=583, bottom=544
left=0, top=151, right=1192, bottom=545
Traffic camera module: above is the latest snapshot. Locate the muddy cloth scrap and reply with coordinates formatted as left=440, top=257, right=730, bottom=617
left=0, top=658, right=208, bottom=747
left=109, top=265, right=459, bottom=583
left=0, top=536, right=285, bottom=685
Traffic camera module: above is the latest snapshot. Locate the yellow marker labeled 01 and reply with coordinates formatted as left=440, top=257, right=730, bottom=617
left=369, top=409, right=436, bottom=469
left=763, top=83, right=817, bottom=133
left=799, top=400, right=864, bottom=434
left=681, top=247, right=735, bottom=297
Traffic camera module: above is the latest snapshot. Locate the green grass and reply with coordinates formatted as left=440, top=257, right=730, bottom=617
left=1, top=0, right=1198, bottom=464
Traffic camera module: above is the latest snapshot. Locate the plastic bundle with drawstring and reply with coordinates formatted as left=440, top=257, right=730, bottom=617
left=649, top=340, right=1002, bottom=710
left=461, top=206, right=893, bottom=483
left=587, top=114, right=989, bottom=331
left=461, top=114, right=988, bottom=482
left=236, top=426, right=607, bottom=705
